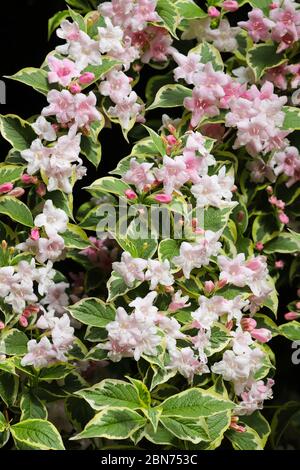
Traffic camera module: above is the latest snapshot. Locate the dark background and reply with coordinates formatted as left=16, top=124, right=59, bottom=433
left=0, top=0, right=299, bottom=448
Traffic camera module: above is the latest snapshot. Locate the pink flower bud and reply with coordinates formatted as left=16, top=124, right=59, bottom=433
left=0, top=182, right=14, bottom=193
left=269, top=2, right=279, bottom=9
left=222, top=0, right=239, bottom=11
left=79, top=72, right=95, bottom=85
left=166, top=135, right=177, bottom=146
left=21, top=174, right=38, bottom=184
left=279, top=212, right=289, bottom=224
left=69, top=83, right=82, bottom=94
left=275, top=260, right=284, bottom=269
left=251, top=328, right=272, bottom=343
left=217, top=279, right=227, bottom=289
left=284, top=311, right=300, bottom=321
left=124, top=189, right=137, bottom=200
left=208, top=6, right=220, bottom=17
left=19, top=315, right=28, bottom=328
left=36, top=183, right=46, bottom=197
left=154, top=194, right=172, bottom=203
left=8, top=187, right=25, bottom=197
left=204, top=280, right=215, bottom=293
left=241, top=317, right=257, bottom=332
left=165, top=286, right=174, bottom=294
left=23, top=304, right=40, bottom=318
left=30, top=227, right=40, bottom=241
left=230, top=422, right=246, bottom=433
left=266, top=186, right=273, bottom=195
left=0, top=321, right=5, bottom=330
left=255, top=242, right=264, bottom=251
left=231, top=185, right=238, bottom=193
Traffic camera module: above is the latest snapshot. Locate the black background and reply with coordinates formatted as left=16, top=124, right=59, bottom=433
left=0, top=0, right=299, bottom=449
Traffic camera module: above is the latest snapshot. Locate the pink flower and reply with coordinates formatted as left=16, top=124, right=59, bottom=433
left=0, top=182, right=13, bottom=193
left=108, top=91, right=143, bottom=129
left=123, top=158, right=155, bottom=192
left=79, top=72, right=95, bottom=85
left=167, top=347, right=209, bottom=382
left=222, top=1, right=239, bottom=12
left=113, top=251, right=147, bottom=287
left=99, top=70, right=132, bottom=103
left=42, top=89, right=75, bottom=124
left=238, top=9, right=274, bottom=42
left=275, top=260, right=285, bottom=269
left=98, top=17, right=124, bottom=54
left=271, top=146, right=300, bottom=187
left=204, top=280, right=215, bottom=293
left=0, top=322, right=5, bottom=330
left=19, top=315, right=28, bottom=328
left=208, top=6, right=220, bottom=18
left=251, top=328, right=272, bottom=343
left=21, top=336, right=57, bottom=368
left=169, top=290, right=191, bottom=312
left=270, top=0, right=300, bottom=52
left=255, top=242, right=264, bottom=251
left=47, top=56, right=80, bottom=87
left=30, top=228, right=40, bottom=241
left=69, top=83, right=82, bottom=94
left=171, top=50, right=203, bottom=85
left=278, top=212, right=289, bottom=224
left=145, top=259, right=174, bottom=290
left=125, top=188, right=138, bottom=200
left=141, top=26, right=173, bottom=63
left=218, top=253, right=252, bottom=287
left=154, top=193, right=172, bottom=203
left=184, top=88, right=220, bottom=128
left=154, top=155, right=189, bottom=195
left=74, top=91, right=102, bottom=127
left=241, top=318, right=257, bottom=332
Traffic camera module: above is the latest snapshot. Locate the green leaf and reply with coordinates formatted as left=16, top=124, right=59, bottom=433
left=48, top=10, right=70, bottom=39
left=68, top=7, right=86, bottom=32
left=0, top=371, right=19, bottom=407
left=0, top=196, right=33, bottom=227
left=191, top=41, right=224, bottom=71
left=6, top=68, right=50, bottom=95
left=282, top=106, right=300, bottom=130
left=279, top=321, right=300, bottom=341
left=72, top=407, right=146, bottom=440
left=20, top=390, right=48, bottom=420
left=270, top=401, right=300, bottom=449
left=226, top=426, right=264, bottom=450
left=85, top=344, right=107, bottom=361
left=38, top=363, right=73, bottom=381
left=241, top=411, right=271, bottom=448
left=264, top=233, right=300, bottom=254
left=107, top=271, right=135, bottom=302
left=175, top=0, right=207, bottom=20
left=247, top=43, right=285, bottom=81
left=0, top=329, right=28, bottom=355
left=252, top=213, right=279, bottom=244
left=80, top=118, right=104, bottom=168
left=65, top=396, right=94, bottom=432
left=158, top=239, right=180, bottom=262
left=0, top=411, right=6, bottom=433
left=0, top=429, right=10, bottom=449
left=144, top=422, right=178, bottom=446
left=143, top=125, right=166, bottom=157
left=10, top=419, right=65, bottom=450
left=76, top=379, right=142, bottom=411
left=255, top=314, right=279, bottom=337
left=0, top=114, right=35, bottom=151
left=126, top=377, right=151, bottom=408
left=161, top=388, right=235, bottom=418
left=0, top=165, right=24, bottom=186
left=62, top=223, right=91, bottom=249
left=115, top=218, right=158, bottom=259
left=205, top=322, right=231, bottom=357
left=147, top=84, right=192, bottom=111
left=46, top=190, right=73, bottom=220
left=81, top=58, right=121, bottom=90
left=156, top=0, right=181, bottom=38
left=85, top=176, right=130, bottom=197
left=67, top=297, right=116, bottom=328
left=204, top=205, right=236, bottom=233
left=160, top=416, right=209, bottom=444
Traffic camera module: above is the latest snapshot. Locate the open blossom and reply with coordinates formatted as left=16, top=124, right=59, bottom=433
left=123, top=158, right=155, bottom=192
left=218, top=253, right=252, bottom=287
left=145, top=259, right=174, bottom=290
left=51, top=314, right=74, bottom=351
left=47, top=56, right=81, bottom=87
left=57, top=26, right=101, bottom=69
left=141, top=26, right=173, bottom=63
left=108, top=91, right=143, bottom=129
left=238, top=9, right=274, bottom=42
left=99, top=70, right=132, bottom=103
left=34, top=200, right=68, bottom=237
left=236, top=379, right=274, bottom=415
left=21, top=337, right=57, bottom=368
left=167, top=347, right=209, bottom=382
left=154, top=155, right=188, bottom=195
left=192, top=295, right=229, bottom=331
left=172, top=231, right=222, bottom=279
left=270, top=146, right=300, bottom=187
left=32, top=116, right=56, bottom=142
left=191, top=166, right=234, bottom=208
left=184, top=87, right=220, bottom=128
left=169, top=290, right=190, bottom=312
left=129, top=291, right=158, bottom=320
left=113, top=251, right=147, bottom=287
left=21, top=139, right=51, bottom=175
left=41, top=282, right=69, bottom=314
left=209, top=19, right=240, bottom=52
left=98, top=17, right=123, bottom=54
left=270, top=0, right=300, bottom=52
left=171, top=50, right=203, bottom=84
left=0, top=267, right=15, bottom=297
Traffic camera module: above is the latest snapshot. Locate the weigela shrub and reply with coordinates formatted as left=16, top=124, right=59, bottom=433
left=0, top=0, right=300, bottom=450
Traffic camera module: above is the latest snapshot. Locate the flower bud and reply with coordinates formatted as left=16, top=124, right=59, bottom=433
left=284, top=311, right=300, bottom=321
left=279, top=212, right=289, bottom=224
left=275, top=260, right=284, bottom=269
left=251, top=328, right=272, bottom=343
left=69, top=82, right=82, bottom=94
left=79, top=72, right=95, bottom=85
left=255, top=242, right=264, bottom=251
left=8, top=187, right=25, bottom=198
left=30, top=228, right=40, bottom=241
left=0, top=182, right=13, bottom=193
left=0, top=321, right=5, bottom=330
left=222, top=1, right=239, bottom=11
left=124, top=189, right=137, bottom=200
left=19, top=315, right=28, bottom=328
left=21, top=174, right=38, bottom=184
left=204, top=280, right=215, bottom=293
left=36, top=183, right=47, bottom=197
left=241, top=317, right=257, bottom=332
left=154, top=194, right=172, bottom=203
left=208, top=6, right=220, bottom=17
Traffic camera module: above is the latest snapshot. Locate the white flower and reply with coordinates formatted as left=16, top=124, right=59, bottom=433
left=32, top=116, right=56, bottom=141
left=112, top=251, right=147, bottom=287
left=129, top=291, right=158, bottom=321
left=51, top=314, right=74, bottom=350
left=36, top=308, right=56, bottom=330
left=231, top=329, right=253, bottom=355
left=98, top=17, right=123, bottom=54
left=209, top=19, right=240, bottom=53
left=145, top=259, right=174, bottom=290
left=34, top=200, right=68, bottom=237
left=21, top=139, right=51, bottom=175
left=5, top=281, right=37, bottom=314
left=21, top=337, right=56, bottom=368
left=41, top=282, right=69, bottom=314
left=0, top=267, right=15, bottom=297
left=36, top=235, right=66, bottom=263
left=35, top=261, right=55, bottom=296
left=167, top=347, right=209, bottom=382
left=191, top=167, right=234, bottom=208
left=192, top=295, right=229, bottom=331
